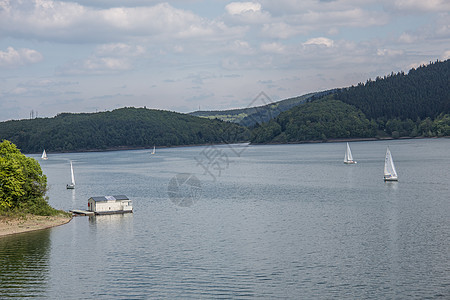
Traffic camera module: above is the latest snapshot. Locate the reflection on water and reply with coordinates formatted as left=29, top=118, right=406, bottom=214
left=0, top=230, right=51, bottom=298
left=88, top=213, right=134, bottom=226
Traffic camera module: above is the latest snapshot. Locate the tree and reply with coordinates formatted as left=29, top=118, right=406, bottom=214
left=0, top=140, right=54, bottom=215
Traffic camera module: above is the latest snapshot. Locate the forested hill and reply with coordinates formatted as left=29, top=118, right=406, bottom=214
left=0, top=107, right=250, bottom=153
left=251, top=60, right=450, bottom=143
left=335, top=59, right=449, bottom=120
left=189, top=90, right=334, bottom=127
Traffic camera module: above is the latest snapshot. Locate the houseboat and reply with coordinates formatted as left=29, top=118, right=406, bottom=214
left=87, top=195, right=133, bottom=215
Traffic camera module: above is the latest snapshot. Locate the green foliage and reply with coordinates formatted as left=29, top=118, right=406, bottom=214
left=0, top=140, right=58, bottom=215
left=0, top=107, right=250, bottom=153
left=335, top=60, right=449, bottom=121
left=190, top=91, right=334, bottom=127
left=251, top=97, right=376, bottom=143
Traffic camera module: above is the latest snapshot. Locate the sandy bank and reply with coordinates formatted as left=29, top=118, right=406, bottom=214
left=0, top=214, right=72, bottom=237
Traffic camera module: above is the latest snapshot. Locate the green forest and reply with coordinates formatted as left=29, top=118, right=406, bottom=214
left=251, top=60, right=450, bottom=143
left=0, top=108, right=250, bottom=153
left=251, top=97, right=376, bottom=143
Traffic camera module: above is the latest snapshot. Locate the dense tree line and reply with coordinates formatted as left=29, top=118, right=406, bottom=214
left=335, top=59, right=449, bottom=121
left=0, top=107, right=250, bottom=153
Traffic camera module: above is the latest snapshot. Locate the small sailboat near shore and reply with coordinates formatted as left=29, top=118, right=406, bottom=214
left=384, top=147, right=398, bottom=181
left=151, top=145, right=156, bottom=155
left=41, top=149, right=48, bottom=160
left=66, top=161, right=75, bottom=189
left=344, top=142, right=356, bottom=164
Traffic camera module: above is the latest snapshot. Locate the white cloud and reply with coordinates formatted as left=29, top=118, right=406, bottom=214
left=303, top=37, right=334, bottom=47
left=0, top=1, right=239, bottom=43
left=390, top=0, right=450, bottom=12
left=0, top=47, right=43, bottom=67
left=229, top=40, right=254, bottom=55
left=224, top=1, right=271, bottom=24
left=261, top=22, right=301, bottom=39
left=96, top=43, right=145, bottom=57
left=377, top=48, right=404, bottom=56
left=301, top=8, right=388, bottom=28
left=225, top=2, right=262, bottom=15
left=398, top=32, right=417, bottom=43
left=260, top=42, right=285, bottom=54
left=57, top=43, right=146, bottom=75
left=443, top=50, right=450, bottom=60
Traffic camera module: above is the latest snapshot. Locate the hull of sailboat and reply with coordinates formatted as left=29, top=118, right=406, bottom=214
left=66, top=184, right=75, bottom=189
left=344, top=160, right=357, bottom=164
left=384, top=176, right=398, bottom=181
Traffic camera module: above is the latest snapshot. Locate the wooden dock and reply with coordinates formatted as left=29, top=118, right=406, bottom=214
left=70, top=209, right=95, bottom=216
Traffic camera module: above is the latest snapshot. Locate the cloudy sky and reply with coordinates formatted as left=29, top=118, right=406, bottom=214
left=0, top=0, right=449, bottom=121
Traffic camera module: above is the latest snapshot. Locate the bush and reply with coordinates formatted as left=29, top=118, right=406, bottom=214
left=0, top=140, right=60, bottom=216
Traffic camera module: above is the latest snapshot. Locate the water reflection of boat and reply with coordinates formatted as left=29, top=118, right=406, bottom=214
left=88, top=213, right=133, bottom=224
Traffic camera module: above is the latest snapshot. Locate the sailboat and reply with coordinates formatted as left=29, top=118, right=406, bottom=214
left=151, top=145, right=156, bottom=155
left=344, top=142, right=356, bottom=164
left=66, top=161, right=75, bottom=189
left=41, top=149, right=48, bottom=160
left=384, top=147, right=398, bottom=181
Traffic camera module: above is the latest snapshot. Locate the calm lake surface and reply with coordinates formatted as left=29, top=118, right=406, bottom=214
left=1, top=138, right=449, bottom=299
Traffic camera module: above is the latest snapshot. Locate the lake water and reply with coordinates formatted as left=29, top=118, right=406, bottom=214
left=1, top=138, right=449, bottom=299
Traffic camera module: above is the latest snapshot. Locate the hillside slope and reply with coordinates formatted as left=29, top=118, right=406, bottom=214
left=251, top=97, right=376, bottom=143
left=335, top=59, right=449, bottom=120
left=0, top=107, right=250, bottom=153
left=190, top=90, right=334, bottom=127
left=251, top=60, right=450, bottom=143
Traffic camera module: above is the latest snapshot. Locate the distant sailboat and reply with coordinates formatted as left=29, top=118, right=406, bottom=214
left=151, top=145, right=156, bottom=155
left=41, top=149, right=48, bottom=160
left=66, top=161, right=75, bottom=189
left=384, top=147, right=398, bottom=181
left=344, top=142, right=356, bottom=164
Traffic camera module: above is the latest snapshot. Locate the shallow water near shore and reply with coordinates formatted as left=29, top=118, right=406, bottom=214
left=1, top=138, right=449, bottom=298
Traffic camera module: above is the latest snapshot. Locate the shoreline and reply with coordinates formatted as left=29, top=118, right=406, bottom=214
left=25, top=136, right=449, bottom=155
left=0, top=214, right=72, bottom=237
left=251, top=135, right=449, bottom=145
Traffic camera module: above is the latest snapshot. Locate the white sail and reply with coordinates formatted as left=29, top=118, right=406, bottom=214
left=41, top=149, right=48, bottom=160
left=70, top=161, right=75, bottom=185
left=384, top=147, right=398, bottom=181
left=344, top=142, right=356, bottom=164
left=67, top=161, right=75, bottom=189
left=151, top=145, right=155, bottom=155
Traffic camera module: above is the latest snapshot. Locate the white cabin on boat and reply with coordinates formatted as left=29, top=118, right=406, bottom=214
left=87, top=195, right=133, bottom=215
